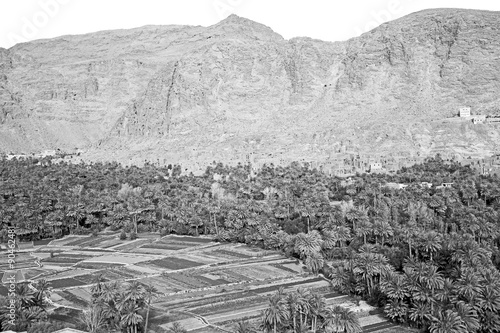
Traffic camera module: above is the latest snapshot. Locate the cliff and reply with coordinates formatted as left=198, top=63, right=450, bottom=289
left=1, top=9, right=499, bottom=170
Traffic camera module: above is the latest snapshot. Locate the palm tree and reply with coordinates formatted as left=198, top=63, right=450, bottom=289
left=380, top=271, right=409, bottom=300
left=324, top=306, right=361, bottom=333
left=287, top=291, right=301, bottom=332
left=120, top=302, right=143, bottom=333
left=90, top=273, right=106, bottom=301
left=124, top=281, right=145, bottom=304
left=234, top=319, right=256, bottom=333
left=294, top=231, right=323, bottom=259
left=308, top=293, right=326, bottom=333
left=262, top=293, right=289, bottom=333
left=352, top=250, right=389, bottom=297
left=429, top=309, right=467, bottom=333
left=384, top=299, right=409, bottom=323
left=455, top=301, right=480, bottom=333
left=355, top=218, right=372, bottom=244
left=419, top=231, right=442, bottom=261
left=167, top=322, right=188, bottom=333
left=372, top=218, right=393, bottom=245
left=408, top=301, right=432, bottom=328
left=80, top=306, right=107, bottom=333
left=306, top=252, right=325, bottom=275
left=15, top=283, right=35, bottom=308
left=144, top=284, right=158, bottom=333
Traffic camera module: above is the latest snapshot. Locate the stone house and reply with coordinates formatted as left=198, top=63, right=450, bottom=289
left=459, top=107, right=471, bottom=117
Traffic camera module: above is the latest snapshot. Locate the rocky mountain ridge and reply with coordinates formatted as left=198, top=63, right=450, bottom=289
left=1, top=9, right=499, bottom=172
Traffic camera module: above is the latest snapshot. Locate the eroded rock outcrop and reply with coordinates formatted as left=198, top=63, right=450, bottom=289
left=0, top=9, right=499, bottom=168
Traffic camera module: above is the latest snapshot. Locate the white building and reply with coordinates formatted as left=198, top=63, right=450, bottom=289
left=459, top=107, right=471, bottom=117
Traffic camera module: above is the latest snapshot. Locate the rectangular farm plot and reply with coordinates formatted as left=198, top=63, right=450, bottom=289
left=100, top=268, right=135, bottom=281
left=56, top=289, right=89, bottom=308
left=166, top=272, right=208, bottom=289
left=99, top=238, right=128, bottom=249
left=74, top=262, right=125, bottom=269
left=82, top=253, right=158, bottom=265
left=166, top=236, right=213, bottom=244
left=137, top=276, right=183, bottom=294
left=213, top=248, right=252, bottom=259
left=193, top=273, right=230, bottom=286
left=125, top=264, right=162, bottom=275
left=147, top=257, right=204, bottom=270
left=64, top=236, right=94, bottom=247
left=47, top=277, right=88, bottom=289
left=234, top=266, right=284, bottom=280
left=49, top=236, right=87, bottom=246
left=141, top=243, right=189, bottom=251
left=78, top=235, right=122, bottom=248
left=112, top=239, right=153, bottom=252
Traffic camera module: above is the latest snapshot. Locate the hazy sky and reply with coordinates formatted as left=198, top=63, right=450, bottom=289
left=1, top=0, right=499, bottom=48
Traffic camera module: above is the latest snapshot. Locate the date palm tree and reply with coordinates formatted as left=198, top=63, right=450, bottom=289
left=408, top=301, right=432, bottom=328
left=287, top=291, right=301, bottom=331
left=419, top=231, right=442, bottom=261
left=308, top=293, right=326, bottom=333
left=144, top=284, right=158, bottom=333
left=306, top=252, right=324, bottom=275
left=294, top=230, right=323, bottom=259
left=167, top=322, right=188, bottom=333
left=455, top=301, right=480, bottom=333
left=429, top=309, right=467, bottom=333
left=80, top=306, right=107, bottom=333
left=262, top=293, right=289, bottom=333
left=120, top=302, right=143, bottom=333
left=323, top=305, right=361, bottom=333
left=235, top=319, right=256, bottom=333
left=384, top=299, right=409, bottom=323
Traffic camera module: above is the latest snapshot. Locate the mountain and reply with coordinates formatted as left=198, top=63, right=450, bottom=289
left=1, top=9, right=499, bottom=172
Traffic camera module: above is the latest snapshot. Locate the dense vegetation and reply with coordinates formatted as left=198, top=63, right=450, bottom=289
left=258, top=287, right=360, bottom=333
left=1, top=155, right=500, bottom=332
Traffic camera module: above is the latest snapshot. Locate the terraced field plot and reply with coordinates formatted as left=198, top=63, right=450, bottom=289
left=48, top=277, right=89, bottom=289
left=55, top=289, right=90, bottom=307
left=43, top=253, right=95, bottom=265
left=112, top=239, right=154, bottom=252
left=146, top=257, right=204, bottom=270
left=23, top=234, right=355, bottom=332
left=74, top=261, right=126, bottom=269
left=49, top=236, right=86, bottom=246
left=141, top=235, right=215, bottom=251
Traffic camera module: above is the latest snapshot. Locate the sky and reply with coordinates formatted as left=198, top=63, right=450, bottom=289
left=1, top=0, right=499, bottom=48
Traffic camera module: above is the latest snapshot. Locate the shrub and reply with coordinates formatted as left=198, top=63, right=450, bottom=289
left=119, top=230, right=127, bottom=240
left=130, top=231, right=137, bottom=240
left=137, top=223, right=149, bottom=233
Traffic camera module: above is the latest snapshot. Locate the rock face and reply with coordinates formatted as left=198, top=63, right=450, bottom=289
left=1, top=9, right=500, bottom=170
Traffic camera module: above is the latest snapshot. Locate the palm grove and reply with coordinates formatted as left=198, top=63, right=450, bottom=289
left=1, top=155, right=500, bottom=332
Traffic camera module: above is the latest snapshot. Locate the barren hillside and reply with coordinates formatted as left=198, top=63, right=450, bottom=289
left=1, top=9, right=499, bottom=170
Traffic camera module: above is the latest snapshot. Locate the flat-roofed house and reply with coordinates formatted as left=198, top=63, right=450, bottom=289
left=459, top=107, right=471, bottom=117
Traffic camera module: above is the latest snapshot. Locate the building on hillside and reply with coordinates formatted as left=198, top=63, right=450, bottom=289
left=420, top=182, right=433, bottom=188
left=486, top=116, right=500, bottom=123
left=436, top=182, right=454, bottom=189
left=369, top=162, right=382, bottom=172
left=383, top=182, right=408, bottom=190
left=459, top=107, right=471, bottom=117
left=472, top=115, right=486, bottom=124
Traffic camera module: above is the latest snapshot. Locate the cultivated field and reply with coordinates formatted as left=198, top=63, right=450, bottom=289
left=7, top=233, right=398, bottom=332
